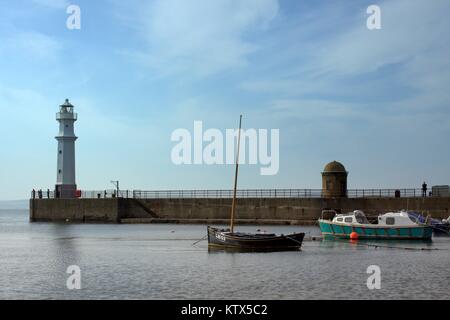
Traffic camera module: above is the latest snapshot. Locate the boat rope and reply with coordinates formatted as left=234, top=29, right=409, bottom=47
left=360, top=243, right=439, bottom=251
left=191, top=235, right=208, bottom=246
left=331, top=238, right=444, bottom=251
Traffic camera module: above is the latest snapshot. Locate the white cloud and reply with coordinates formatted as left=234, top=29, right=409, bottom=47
left=1, top=31, right=62, bottom=60
left=269, top=99, right=360, bottom=118
left=123, top=0, right=279, bottom=76
left=0, top=85, right=52, bottom=114
left=240, top=0, right=450, bottom=121
left=32, top=0, right=69, bottom=9
left=316, top=0, right=450, bottom=76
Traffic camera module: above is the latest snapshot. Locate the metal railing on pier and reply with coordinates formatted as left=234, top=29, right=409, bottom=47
left=30, top=188, right=433, bottom=199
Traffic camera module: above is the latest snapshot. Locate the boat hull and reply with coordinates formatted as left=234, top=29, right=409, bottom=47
left=318, top=220, right=433, bottom=240
left=407, top=212, right=450, bottom=236
left=207, top=226, right=305, bottom=251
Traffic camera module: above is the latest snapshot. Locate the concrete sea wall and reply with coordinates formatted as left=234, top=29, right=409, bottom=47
left=30, top=197, right=450, bottom=224
left=30, top=198, right=122, bottom=223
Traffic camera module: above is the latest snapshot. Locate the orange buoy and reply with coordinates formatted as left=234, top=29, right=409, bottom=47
left=350, top=231, right=359, bottom=240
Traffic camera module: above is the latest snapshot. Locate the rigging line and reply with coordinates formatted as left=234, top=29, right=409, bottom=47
left=230, top=115, right=243, bottom=234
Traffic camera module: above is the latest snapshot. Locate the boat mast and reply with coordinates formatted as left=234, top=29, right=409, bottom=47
left=230, top=115, right=242, bottom=233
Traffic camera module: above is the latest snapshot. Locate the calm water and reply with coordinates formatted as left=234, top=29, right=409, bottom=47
left=0, top=209, right=449, bottom=300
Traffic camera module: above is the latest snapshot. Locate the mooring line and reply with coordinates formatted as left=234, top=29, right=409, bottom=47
left=191, top=235, right=208, bottom=246
left=361, top=243, right=439, bottom=251
left=331, top=238, right=445, bottom=251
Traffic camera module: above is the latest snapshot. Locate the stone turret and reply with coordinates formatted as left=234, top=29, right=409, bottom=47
left=321, top=161, right=348, bottom=198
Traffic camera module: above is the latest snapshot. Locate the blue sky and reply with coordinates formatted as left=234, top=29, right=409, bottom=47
left=1, top=0, right=450, bottom=200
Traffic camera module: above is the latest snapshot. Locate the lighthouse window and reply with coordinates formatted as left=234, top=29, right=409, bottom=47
left=59, top=150, right=62, bottom=154
left=58, top=170, right=61, bottom=174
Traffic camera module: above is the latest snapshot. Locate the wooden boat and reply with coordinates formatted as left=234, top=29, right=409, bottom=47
left=207, top=226, right=305, bottom=251
left=206, top=115, right=305, bottom=251
left=319, top=209, right=433, bottom=240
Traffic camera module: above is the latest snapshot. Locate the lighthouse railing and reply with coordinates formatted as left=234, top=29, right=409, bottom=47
left=56, top=112, right=78, bottom=120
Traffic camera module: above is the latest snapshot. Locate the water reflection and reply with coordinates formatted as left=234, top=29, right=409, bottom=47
left=207, top=246, right=302, bottom=254
left=45, top=224, right=82, bottom=295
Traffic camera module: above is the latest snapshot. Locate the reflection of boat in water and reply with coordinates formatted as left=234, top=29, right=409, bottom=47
left=408, top=212, right=450, bottom=235
left=206, top=115, right=305, bottom=251
left=319, top=210, right=432, bottom=240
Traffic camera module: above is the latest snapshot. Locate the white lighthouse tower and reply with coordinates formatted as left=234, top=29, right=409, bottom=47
left=55, top=99, right=78, bottom=198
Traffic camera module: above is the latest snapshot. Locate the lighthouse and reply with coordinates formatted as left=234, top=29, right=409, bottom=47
left=55, top=99, right=78, bottom=198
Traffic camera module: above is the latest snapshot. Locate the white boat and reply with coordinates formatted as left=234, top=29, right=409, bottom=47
left=319, top=210, right=433, bottom=240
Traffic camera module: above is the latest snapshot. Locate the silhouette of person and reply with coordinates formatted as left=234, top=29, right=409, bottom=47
left=422, top=182, right=427, bottom=197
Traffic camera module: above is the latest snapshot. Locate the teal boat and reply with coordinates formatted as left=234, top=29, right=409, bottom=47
left=319, top=210, right=433, bottom=240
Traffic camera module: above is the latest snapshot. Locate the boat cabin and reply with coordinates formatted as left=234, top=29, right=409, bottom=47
left=332, top=210, right=370, bottom=225
left=329, top=210, right=423, bottom=227
left=377, top=211, right=420, bottom=227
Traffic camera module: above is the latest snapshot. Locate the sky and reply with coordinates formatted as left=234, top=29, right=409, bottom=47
left=0, top=0, right=450, bottom=200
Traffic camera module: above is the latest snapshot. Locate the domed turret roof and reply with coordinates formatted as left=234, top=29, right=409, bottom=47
left=323, top=161, right=346, bottom=173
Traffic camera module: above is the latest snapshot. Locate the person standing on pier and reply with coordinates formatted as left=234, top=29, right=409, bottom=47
left=422, top=182, right=427, bottom=197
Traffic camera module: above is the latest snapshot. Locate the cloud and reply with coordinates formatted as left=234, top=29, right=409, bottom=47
left=122, top=0, right=279, bottom=77
left=315, top=0, right=450, bottom=76
left=269, top=99, right=366, bottom=119
left=31, top=0, right=69, bottom=9
left=0, top=85, right=52, bottom=112
left=0, top=31, right=61, bottom=60
left=239, top=0, right=450, bottom=120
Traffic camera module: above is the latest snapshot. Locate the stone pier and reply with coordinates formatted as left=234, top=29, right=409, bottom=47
left=30, top=196, right=450, bottom=224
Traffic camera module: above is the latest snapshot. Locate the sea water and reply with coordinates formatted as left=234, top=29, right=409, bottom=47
left=0, top=210, right=449, bottom=300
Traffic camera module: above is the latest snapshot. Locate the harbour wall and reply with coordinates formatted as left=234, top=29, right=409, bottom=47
left=30, top=197, right=450, bottom=224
